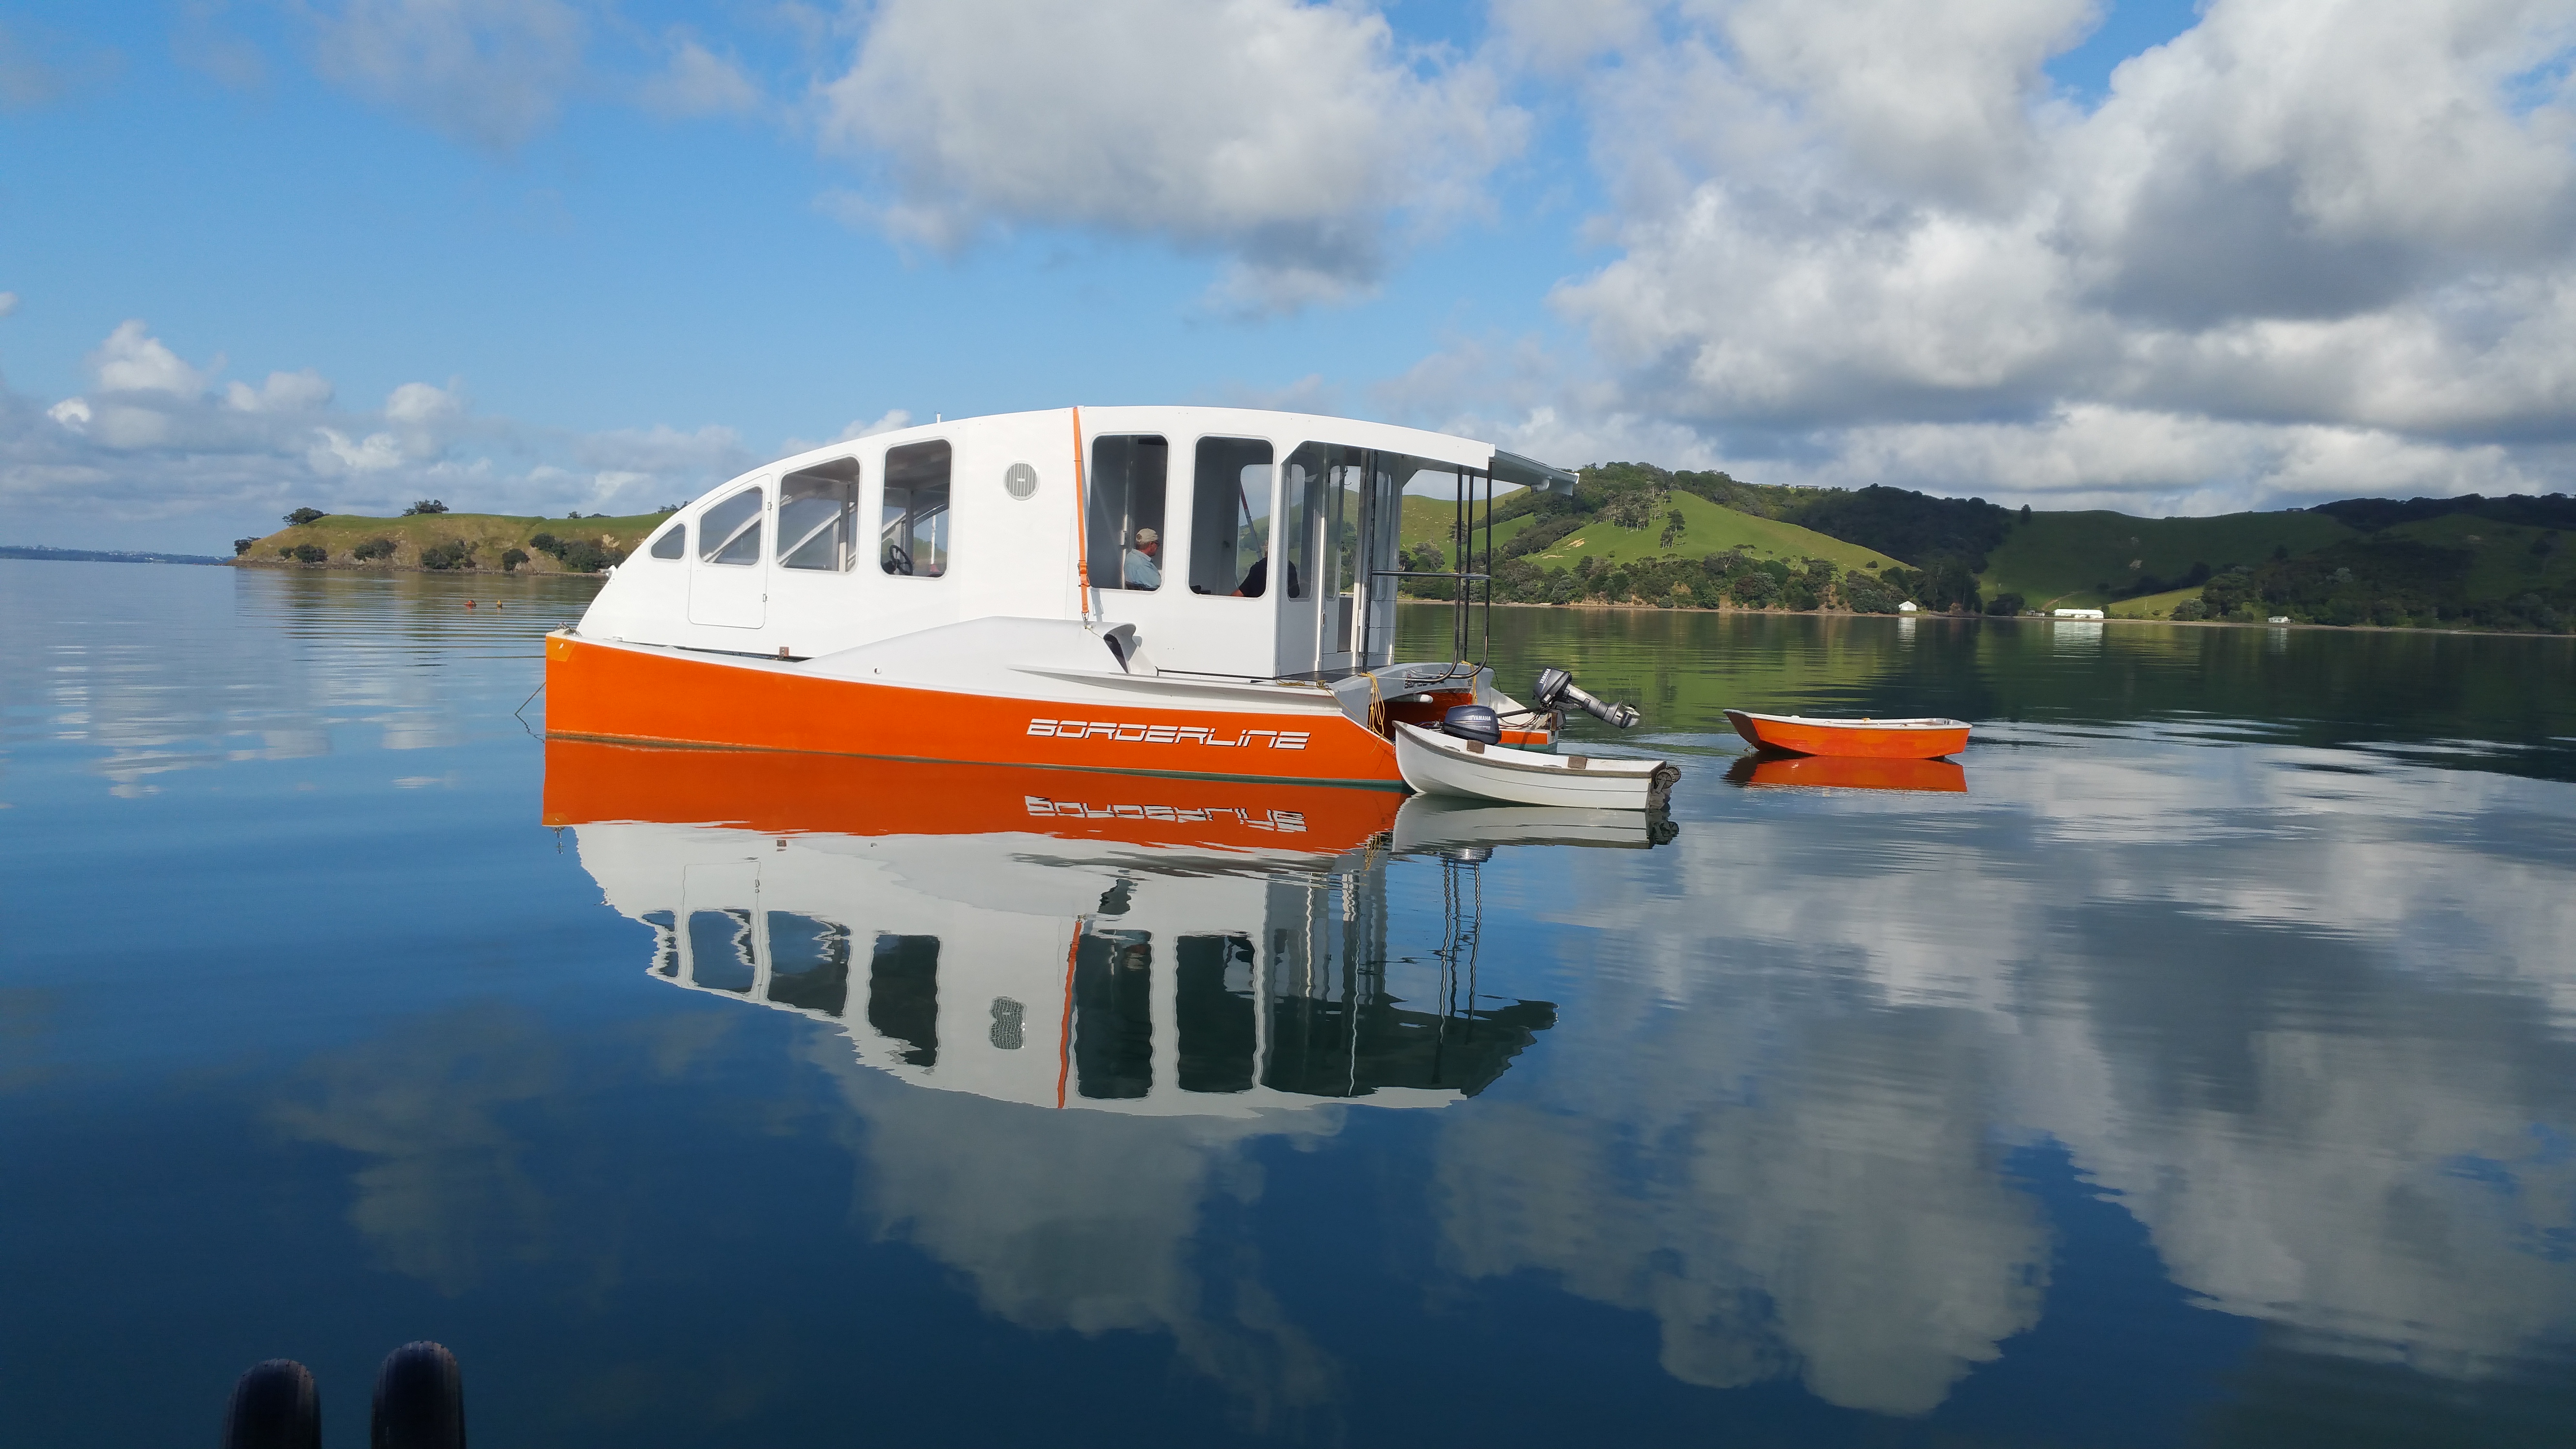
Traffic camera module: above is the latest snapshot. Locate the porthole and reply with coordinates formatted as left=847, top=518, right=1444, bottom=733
left=1004, top=462, right=1039, bottom=500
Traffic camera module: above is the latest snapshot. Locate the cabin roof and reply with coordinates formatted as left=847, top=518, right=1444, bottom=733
left=753, top=404, right=1578, bottom=496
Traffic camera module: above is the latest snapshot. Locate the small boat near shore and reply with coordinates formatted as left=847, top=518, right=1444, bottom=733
left=1724, top=708, right=1970, bottom=759
left=1394, top=720, right=1678, bottom=809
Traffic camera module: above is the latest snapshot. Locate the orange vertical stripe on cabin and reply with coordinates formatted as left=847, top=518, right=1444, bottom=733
left=1071, top=405, right=1090, bottom=606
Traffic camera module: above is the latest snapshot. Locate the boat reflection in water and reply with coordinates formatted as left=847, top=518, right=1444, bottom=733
left=542, top=740, right=1669, bottom=1116
left=1725, top=752, right=1968, bottom=793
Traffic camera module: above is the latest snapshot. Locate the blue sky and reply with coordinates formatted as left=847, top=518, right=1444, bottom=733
left=3, top=1, right=2570, bottom=551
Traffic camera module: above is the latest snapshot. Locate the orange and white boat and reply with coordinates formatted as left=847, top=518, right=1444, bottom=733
left=547, top=405, right=1667, bottom=799
left=1723, top=708, right=1970, bottom=759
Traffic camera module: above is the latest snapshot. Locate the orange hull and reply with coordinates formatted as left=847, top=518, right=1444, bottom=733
left=1727, top=754, right=1966, bottom=793
left=544, top=633, right=1404, bottom=787
left=542, top=738, right=1405, bottom=852
left=1723, top=708, right=1969, bottom=759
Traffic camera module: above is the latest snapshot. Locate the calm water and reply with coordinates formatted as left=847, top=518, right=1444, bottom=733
left=5, top=560, right=2575, bottom=1448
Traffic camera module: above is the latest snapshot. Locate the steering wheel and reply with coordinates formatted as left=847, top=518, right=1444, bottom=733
left=885, top=544, right=913, bottom=576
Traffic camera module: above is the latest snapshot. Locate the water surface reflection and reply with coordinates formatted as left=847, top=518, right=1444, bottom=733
left=5, top=564, right=2574, bottom=1447
left=547, top=742, right=1572, bottom=1115
left=544, top=741, right=1639, bottom=1424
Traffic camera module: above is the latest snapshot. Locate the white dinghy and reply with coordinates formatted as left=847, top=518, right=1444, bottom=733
left=1393, top=721, right=1678, bottom=810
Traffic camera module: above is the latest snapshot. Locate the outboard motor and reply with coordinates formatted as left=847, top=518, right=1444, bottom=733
left=1534, top=667, right=1642, bottom=729
left=1440, top=704, right=1503, bottom=745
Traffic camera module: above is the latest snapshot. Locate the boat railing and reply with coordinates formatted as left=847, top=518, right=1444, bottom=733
left=1367, top=463, right=1500, bottom=668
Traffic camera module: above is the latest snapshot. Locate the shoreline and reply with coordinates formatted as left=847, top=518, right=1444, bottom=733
left=225, top=557, right=608, bottom=580
left=208, top=561, right=2574, bottom=636
left=1453, top=596, right=2572, bottom=637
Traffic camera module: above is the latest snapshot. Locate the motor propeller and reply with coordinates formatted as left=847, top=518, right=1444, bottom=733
left=1534, top=667, right=1641, bottom=729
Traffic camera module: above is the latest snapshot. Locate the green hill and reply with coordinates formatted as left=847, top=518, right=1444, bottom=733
left=1978, top=510, right=2358, bottom=610
left=2384, top=513, right=2576, bottom=600
left=1527, top=490, right=1904, bottom=574
left=1399, top=489, right=1532, bottom=557
left=2106, top=584, right=2208, bottom=619
left=237, top=511, right=672, bottom=574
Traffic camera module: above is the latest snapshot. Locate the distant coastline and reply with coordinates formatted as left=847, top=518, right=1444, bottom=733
left=1474, top=597, right=2571, bottom=636
left=1, top=545, right=230, bottom=566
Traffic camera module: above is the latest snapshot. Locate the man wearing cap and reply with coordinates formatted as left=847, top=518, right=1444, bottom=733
left=1122, top=528, right=1161, bottom=588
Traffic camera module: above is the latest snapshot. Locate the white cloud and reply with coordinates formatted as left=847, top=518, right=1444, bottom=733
left=774, top=410, right=912, bottom=461
left=225, top=369, right=334, bottom=413
left=0, top=290, right=18, bottom=318
left=1483, top=0, right=2576, bottom=509
left=637, top=32, right=760, bottom=118
left=815, top=0, right=1527, bottom=310
left=1720, top=0, right=2095, bottom=209
left=3, top=320, right=768, bottom=540
left=307, top=427, right=407, bottom=474
left=1486, top=0, right=1656, bottom=78
left=305, top=0, right=587, bottom=150
left=89, top=319, right=211, bottom=396
left=571, top=422, right=750, bottom=483
left=829, top=410, right=911, bottom=443
left=384, top=378, right=461, bottom=426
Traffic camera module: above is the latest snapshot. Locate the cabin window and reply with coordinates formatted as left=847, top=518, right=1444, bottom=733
left=1087, top=435, right=1168, bottom=591
left=1176, top=933, right=1257, bottom=1093
left=648, top=523, right=685, bottom=560
left=778, top=458, right=859, bottom=572
left=766, top=913, right=850, bottom=1015
left=699, top=486, right=764, bottom=566
left=1189, top=438, right=1275, bottom=598
left=869, top=933, right=940, bottom=1066
left=1074, top=929, right=1154, bottom=1098
left=1281, top=443, right=1357, bottom=602
left=688, top=908, right=756, bottom=993
left=881, top=441, right=952, bottom=578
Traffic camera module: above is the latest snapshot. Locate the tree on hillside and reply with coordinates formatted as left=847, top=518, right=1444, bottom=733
left=1784, top=486, right=2011, bottom=572
left=2309, top=492, right=2576, bottom=533
left=405, top=499, right=450, bottom=515
left=1600, top=480, right=1670, bottom=531
left=284, top=507, right=326, bottom=525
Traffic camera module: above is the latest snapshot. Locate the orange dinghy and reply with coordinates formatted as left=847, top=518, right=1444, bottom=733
left=1723, top=708, right=1970, bottom=759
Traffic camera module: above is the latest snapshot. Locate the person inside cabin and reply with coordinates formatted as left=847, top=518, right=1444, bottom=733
left=1123, top=528, right=1161, bottom=588
left=1231, top=554, right=1298, bottom=598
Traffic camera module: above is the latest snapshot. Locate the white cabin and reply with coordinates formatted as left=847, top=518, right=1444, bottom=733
left=576, top=406, right=1575, bottom=681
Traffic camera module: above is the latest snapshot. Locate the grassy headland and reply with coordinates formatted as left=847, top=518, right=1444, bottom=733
left=1520, top=491, right=1900, bottom=573
left=235, top=511, right=672, bottom=575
